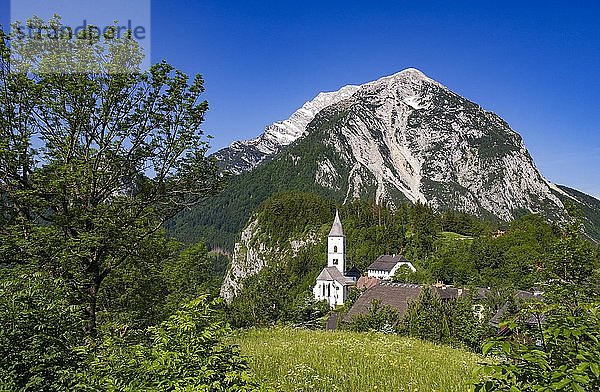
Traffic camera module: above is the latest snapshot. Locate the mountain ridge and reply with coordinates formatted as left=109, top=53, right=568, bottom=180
left=168, top=68, right=599, bottom=247
left=212, top=84, right=360, bottom=174
left=215, top=68, right=565, bottom=218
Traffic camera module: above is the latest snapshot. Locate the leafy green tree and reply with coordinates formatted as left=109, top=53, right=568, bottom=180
left=348, top=299, right=400, bottom=333
left=448, top=295, right=495, bottom=351
left=161, top=241, right=221, bottom=312
left=97, top=235, right=177, bottom=329
left=400, top=287, right=451, bottom=342
left=470, top=236, right=507, bottom=287
left=0, top=17, right=256, bottom=391
left=76, top=296, right=261, bottom=391
left=392, top=264, right=428, bottom=284
left=474, top=218, right=600, bottom=392
left=428, top=237, right=475, bottom=285
left=0, top=17, right=223, bottom=334
left=0, top=266, right=85, bottom=391
left=405, top=202, right=440, bottom=260
left=399, top=287, right=491, bottom=349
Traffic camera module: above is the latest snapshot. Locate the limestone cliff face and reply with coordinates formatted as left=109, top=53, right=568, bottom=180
left=219, top=218, right=265, bottom=302
left=219, top=217, right=319, bottom=302
left=303, top=68, right=566, bottom=221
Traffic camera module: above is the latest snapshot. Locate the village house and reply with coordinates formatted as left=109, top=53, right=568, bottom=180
left=366, top=254, right=416, bottom=280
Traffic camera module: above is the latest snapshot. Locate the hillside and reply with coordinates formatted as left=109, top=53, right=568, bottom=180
left=555, top=185, right=600, bottom=242
left=220, top=192, right=569, bottom=324
left=167, top=68, right=600, bottom=247
left=232, top=327, right=481, bottom=392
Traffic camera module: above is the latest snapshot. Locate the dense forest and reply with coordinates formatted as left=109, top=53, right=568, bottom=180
left=224, top=191, right=596, bottom=329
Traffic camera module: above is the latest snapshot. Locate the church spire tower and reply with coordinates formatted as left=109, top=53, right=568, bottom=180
left=327, top=210, right=346, bottom=274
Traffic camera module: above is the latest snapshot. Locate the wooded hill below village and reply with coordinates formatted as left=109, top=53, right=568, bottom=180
left=206, top=191, right=596, bottom=326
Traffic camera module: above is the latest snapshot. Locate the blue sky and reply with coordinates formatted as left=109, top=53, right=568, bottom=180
left=2, top=1, right=599, bottom=197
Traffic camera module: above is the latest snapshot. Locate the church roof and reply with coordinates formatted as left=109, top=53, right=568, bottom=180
left=367, top=254, right=411, bottom=272
left=316, top=267, right=355, bottom=286
left=328, top=210, right=344, bottom=237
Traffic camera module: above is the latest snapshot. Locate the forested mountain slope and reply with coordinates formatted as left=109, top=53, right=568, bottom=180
left=167, top=68, right=600, bottom=247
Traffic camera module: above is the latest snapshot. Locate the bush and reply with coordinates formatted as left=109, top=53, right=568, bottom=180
left=76, top=295, right=261, bottom=391
left=348, top=299, right=400, bottom=333
left=474, top=220, right=600, bottom=391
left=475, top=302, right=600, bottom=392
left=0, top=267, right=86, bottom=391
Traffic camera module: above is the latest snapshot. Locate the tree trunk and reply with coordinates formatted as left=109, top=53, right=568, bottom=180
left=84, top=257, right=102, bottom=336
left=85, top=280, right=100, bottom=336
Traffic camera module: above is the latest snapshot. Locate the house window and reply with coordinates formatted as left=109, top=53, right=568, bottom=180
left=333, top=259, right=338, bottom=265
left=333, top=245, right=338, bottom=253
left=322, top=283, right=325, bottom=297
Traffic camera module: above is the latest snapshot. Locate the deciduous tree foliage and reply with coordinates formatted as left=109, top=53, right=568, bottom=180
left=76, top=296, right=260, bottom=392
left=0, top=17, right=258, bottom=391
left=474, top=219, right=600, bottom=392
left=0, top=267, right=85, bottom=391
left=0, top=17, right=223, bottom=334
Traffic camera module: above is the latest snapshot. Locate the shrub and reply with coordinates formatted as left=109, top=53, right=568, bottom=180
left=76, top=295, right=261, bottom=391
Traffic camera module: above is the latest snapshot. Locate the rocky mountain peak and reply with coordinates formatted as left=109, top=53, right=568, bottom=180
left=212, top=83, right=360, bottom=174
left=211, top=68, right=572, bottom=223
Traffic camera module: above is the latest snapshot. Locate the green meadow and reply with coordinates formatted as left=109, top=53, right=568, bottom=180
left=232, top=327, right=481, bottom=392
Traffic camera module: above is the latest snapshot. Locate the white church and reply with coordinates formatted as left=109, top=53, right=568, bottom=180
left=313, top=211, right=358, bottom=307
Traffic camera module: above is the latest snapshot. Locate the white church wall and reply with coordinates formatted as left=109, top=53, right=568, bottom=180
left=313, top=280, right=346, bottom=307
left=327, top=236, right=346, bottom=274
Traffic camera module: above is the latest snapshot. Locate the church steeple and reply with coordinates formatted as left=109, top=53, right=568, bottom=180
left=327, top=210, right=346, bottom=274
left=328, top=210, right=344, bottom=237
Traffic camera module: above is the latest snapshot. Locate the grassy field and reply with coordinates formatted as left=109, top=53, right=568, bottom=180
left=439, top=231, right=474, bottom=241
left=231, top=327, right=481, bottom=392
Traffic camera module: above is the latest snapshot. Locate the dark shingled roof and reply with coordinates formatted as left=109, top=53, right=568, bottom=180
left=345, top=283, right=467, bottom=320
left=435, top=286, right=464, bottom=299
left=316, top=266, right=355, bottom=286
left=346, top=282, right=423, bottom=319
left=367, top=254, right=410, bottom=272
